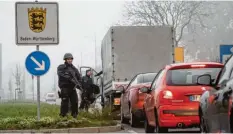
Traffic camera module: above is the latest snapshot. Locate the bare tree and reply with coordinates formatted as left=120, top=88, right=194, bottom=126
left=21, top=69, right=26, bottom=100
left=8, top=77, right=13, bottom=100
left=122, top=1, right=215, bottom=46
left=52, top=73, right=57, bottom=92
left=182, top=1, right=233, bottom=61
left=12, top=64, right=22, bottom=100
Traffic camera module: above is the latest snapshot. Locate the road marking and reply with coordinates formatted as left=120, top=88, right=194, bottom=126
left=127, top=130, right=138, bottom=133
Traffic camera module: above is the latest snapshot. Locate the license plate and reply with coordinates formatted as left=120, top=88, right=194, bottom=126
left=189, top=95, right=200, bottom=102
left=114, top=98, right=120, bottom=105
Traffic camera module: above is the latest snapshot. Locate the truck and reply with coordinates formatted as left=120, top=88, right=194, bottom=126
left=80, top=26, right=175, bottom=113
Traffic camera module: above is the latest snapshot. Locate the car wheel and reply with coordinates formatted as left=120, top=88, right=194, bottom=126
left=200, top=114, right=207, bottom=133
left=130, top=107, right=138, bottom=127
left=155, top=111, right=168, bottom=133
left=230, top=108, right=233, bottom=133
left=121, top=105, right=128, bottom=124
left=199, top=109, right=209, bottom=133
left=144, top=110, right=155, bottom=133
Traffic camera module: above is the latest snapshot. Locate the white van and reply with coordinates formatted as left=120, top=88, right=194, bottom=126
left=45, top=93, right=56, bottom=104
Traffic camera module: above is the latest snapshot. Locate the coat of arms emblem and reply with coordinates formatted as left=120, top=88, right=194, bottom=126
left=28, top=7, right=47, bottom=33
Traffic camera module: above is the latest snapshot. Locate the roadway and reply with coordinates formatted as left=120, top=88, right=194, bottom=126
left=114, top=122, right=200, bottom=133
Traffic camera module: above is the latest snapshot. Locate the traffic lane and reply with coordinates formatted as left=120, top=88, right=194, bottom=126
left=121, top=123, right=200, bottom=133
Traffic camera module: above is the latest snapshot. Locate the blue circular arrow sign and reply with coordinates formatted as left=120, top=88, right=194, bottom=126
left=25, top=51, right=50, bottom=76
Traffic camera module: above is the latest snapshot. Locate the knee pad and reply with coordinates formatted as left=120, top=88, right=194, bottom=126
left=61, top=97, right=69, bottom=101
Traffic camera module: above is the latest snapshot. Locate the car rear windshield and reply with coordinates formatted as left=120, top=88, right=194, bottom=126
left=138, top=73, right=157, bottom=83
left=166, top=67, right=222, bottom=86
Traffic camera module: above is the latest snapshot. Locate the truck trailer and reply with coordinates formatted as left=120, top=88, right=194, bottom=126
left=99, top=26, right=175, bottom=111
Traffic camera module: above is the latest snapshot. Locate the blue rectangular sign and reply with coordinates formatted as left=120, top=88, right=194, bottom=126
left=219, top=44, right=233, bottom=63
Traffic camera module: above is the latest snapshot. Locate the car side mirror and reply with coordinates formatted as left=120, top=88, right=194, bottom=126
left=197, top=74, right=212, bottom=86
left=118, top=86, right=125, bottom=94
left=213, top=79, right=228, bottom=90
left=96, top=77, right=101, bottom=86
left=95, top=71, right=103, bottom=77
left=220, top=79, right=228, bottom=87
left=140, top=87, right=149, bottom=93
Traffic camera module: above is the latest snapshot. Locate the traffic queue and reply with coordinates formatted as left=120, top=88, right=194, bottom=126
left=117, top=60, right=233, bottom=133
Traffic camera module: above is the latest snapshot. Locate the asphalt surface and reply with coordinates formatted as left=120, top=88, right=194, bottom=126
left=112, top=122, right=200, bottom=133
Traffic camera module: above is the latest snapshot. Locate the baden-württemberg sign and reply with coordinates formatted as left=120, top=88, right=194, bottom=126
left=15, top=2, right=59, bottom=45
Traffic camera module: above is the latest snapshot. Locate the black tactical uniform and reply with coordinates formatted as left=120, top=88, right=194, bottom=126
left=57, top=53, right=81, bottom=118
left=79, top=70, right=95, bottom=110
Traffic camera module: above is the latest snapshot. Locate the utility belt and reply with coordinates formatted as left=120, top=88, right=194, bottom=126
left=58, top=84, right=79, bottom=98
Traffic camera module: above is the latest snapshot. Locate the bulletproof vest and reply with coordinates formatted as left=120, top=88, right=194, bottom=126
left=68, top=66, right=76, bottom=78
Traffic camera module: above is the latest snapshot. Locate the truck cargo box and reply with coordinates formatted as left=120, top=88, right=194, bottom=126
left=101, top=26, right=174, bottom=92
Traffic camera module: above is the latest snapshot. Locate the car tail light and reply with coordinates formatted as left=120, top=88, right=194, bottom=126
left=191, top=64, right=206, bottom=68
left=228, top=96, right=232, bottom=116
left=208, top=95, right=216, bottom=104
left=138, top=93, right=144, bottom=101
left=163, top=90, right=173, bottom=99
left=114, top=98, right=120, bottom=105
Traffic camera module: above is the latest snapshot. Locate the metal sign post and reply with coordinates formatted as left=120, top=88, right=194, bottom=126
left=35, top=0, right=40, bottom=122
left=15, top=0, right=59, bottom=121
left=32, top=75, right=34, bottom=101
left=36, top=45, right=40, bottom=120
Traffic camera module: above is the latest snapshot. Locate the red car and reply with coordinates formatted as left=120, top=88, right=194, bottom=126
left=120, top=72, right=158, bottom=127
left=140, top=62, right=224, bottom=133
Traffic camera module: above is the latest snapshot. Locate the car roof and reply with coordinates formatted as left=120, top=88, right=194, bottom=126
left=138, top=72, right=157, bottom=76
left=136, top=72, right=157, bottom=75
left=166, top=62, right=224, bottom=69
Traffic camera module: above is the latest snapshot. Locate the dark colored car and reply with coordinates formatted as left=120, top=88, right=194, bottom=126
left=198, top=55, right=233, bottom=133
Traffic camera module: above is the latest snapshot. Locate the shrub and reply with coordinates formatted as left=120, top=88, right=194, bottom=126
left=0, top=103, right=117, bottom=130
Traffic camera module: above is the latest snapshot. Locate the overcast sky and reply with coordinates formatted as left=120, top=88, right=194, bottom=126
left=0, top=0, right=125, bottom=98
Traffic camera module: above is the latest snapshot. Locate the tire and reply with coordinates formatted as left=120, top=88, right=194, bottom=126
left=199, top=109, right=209, bottom=133
left=144, top=109, right=155, bottom=133
left=155, top=110, right=168, bottom=133
left=200, top=114, right=207, bottom=133
left=121, top=105, right=128, bottom=124
left=130, top=107, right=138, bottom=127
left=230, top=108, right=233, bottom=133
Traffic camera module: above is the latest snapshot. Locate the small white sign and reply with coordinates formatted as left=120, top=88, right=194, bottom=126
left=15, top=2, right=59, bottom=45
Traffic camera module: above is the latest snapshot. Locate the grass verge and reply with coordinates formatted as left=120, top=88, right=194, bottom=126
left=0, top=102, right=117, bottom=130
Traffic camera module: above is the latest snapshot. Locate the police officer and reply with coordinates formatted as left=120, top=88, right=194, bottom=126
left=57, top=53, right=81, bottom=118
left=79, top=69, right=94, bottom=110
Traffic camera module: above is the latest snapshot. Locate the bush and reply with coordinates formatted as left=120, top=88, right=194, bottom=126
left=79, top=106, right=114, bottom=120
left=0, top=102, right=117, bottom=130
